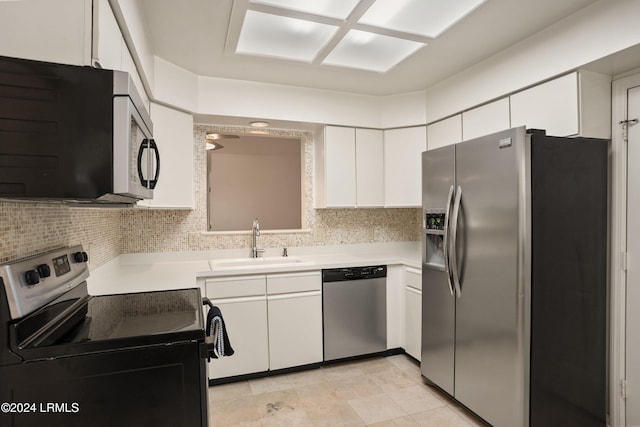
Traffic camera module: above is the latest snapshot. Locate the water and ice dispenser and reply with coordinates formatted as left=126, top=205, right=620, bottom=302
left=424, top=212, right=446, bottom=268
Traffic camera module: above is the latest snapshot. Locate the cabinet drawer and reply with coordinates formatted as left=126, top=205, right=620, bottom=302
left=206, top=275, right=265, bottom=299
left=406, top=267, right=422, bottom=291
left=267, top=271, right=321, bottom=295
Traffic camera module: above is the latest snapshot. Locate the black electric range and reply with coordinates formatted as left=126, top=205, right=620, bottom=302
left=0, top=246, right=212, bottom=427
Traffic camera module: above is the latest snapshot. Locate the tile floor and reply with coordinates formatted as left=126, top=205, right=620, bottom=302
left=208, top=355, right=486, bottom=426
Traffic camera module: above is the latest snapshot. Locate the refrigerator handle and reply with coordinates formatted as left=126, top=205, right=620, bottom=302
left=443, top=185, right=455, bottom=296
left=451, top=185, right=463, bottom=298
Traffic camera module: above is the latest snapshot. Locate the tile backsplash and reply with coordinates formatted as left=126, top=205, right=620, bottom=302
left=0, top=202, right=120, bottom=269
left=121, top=125, right=420, bottom=254
left=1, top=125, right=420, bottom=268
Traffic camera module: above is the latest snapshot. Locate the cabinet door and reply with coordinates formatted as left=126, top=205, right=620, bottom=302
left=510, top=73, right=579, bottom=137
left=355, top=128, right=384, bottom=207
left=93, top=0, right=123, bottom=70
left=384, top=126, right=427, bottom=207
left=140, top=103, right=194, bottom=209
left=404, top=267, right=422, bottom=361
left=462, top=99, right=510, bottom=141
left=324, top=126, right=356, bottom=207
left=405, top=286, right=422, bottom=361
left=267, top=272, right=323, bottom=370
left=0, top=0, right=91, bottom=66
left=426, top=115, right=462, bottom=150
left=208, top=295, right=269, bottom=379
left=267, top=292, right=323, bottom=370
left=207, top=275, right=268, bottom=379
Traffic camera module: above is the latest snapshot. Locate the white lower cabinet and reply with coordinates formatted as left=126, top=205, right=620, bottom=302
left=206, top=271, right=323, bottom=378
left=206, top=276, right=269, bottom=379
left=404, top=267, right=422, bottom=361
left=267, top=272, right=323, bottom=370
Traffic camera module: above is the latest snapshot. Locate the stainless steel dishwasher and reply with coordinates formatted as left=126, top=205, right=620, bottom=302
left=322, top=265, right=387, bottom=361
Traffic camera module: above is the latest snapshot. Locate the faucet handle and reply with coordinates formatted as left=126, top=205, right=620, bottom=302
left=283, top=247, right=288, bottom=257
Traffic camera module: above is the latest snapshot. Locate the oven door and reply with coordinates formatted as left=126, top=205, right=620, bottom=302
left=112, top=95, right=159, bottom=200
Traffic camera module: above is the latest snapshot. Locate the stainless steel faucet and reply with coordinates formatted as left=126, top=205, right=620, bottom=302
left=252, top=218, right=265, bottom=258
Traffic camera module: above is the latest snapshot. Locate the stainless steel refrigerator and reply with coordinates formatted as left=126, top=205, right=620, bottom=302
left=421, top=127, right=608, bottom=427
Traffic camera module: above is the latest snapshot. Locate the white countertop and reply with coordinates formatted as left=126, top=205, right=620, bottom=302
left=87, top=242, right=420, bottom=295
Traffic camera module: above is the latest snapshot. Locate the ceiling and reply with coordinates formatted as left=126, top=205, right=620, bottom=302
left=138, top=0, right=602, bottom=96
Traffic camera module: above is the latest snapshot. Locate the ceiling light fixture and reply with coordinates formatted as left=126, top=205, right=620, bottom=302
left=206, top=142, right=224, bottom=151
left=249, top=0, right=361, bottom=20
left=358, top=0, right=487, bottom=39
left=249, top=121, right=270, bottom=128
left=236, top=11, right=338, bottom=62
left=323, top=30, right=424, bottom=73
left=233, top=0, right=487, bottom=72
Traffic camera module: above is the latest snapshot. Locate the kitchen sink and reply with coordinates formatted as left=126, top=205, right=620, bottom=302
left=208, top=256, right=309, bottom=269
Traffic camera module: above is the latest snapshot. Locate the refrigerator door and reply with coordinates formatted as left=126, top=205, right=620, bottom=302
left=421, top=146, right=456, bottom=395
left=452, top=128, right=528, bottom=427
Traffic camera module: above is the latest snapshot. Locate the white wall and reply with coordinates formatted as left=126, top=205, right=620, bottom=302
left=197, top=75, right=383, bottom=128
left=153, top=56, right=199, bottom=112
left=425, top=0, right=640, bottom=123
left=114, top=0, right=640, bottom=129
left=380, top=91, right=427, bottom=129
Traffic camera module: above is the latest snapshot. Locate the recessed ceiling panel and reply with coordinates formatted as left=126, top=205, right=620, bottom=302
left=249, top=0, right=361, bottom=20
left=359, top=0, right=487, bottom=38
left=322, top=30, right=425, bottom=73
left=237, top=10, right=338, bottom=62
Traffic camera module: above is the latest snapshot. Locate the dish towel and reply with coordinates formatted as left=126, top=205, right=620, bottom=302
left=205, top=305, right=234, bottom=358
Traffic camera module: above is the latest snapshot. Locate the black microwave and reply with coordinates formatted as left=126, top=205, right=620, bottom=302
left=0, top=55, right=159, bottom=205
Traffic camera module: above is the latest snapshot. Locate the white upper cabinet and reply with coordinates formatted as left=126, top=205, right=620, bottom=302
left=462, top=98, right=511, bottom=141
left=355, top=128, right=384, bottom=207
left=0, top=0, right=92, bottom=66
left=426, top=116, right=462, bottom=150
left=318, top=126, right=357, bottom=208
left=93, top=0, right=149, bottom=111
left=92, top=0, right=123, bottom=70
left=511, top=73, right=579, bottom=137
left=384, top=126, right=427, bottom=207
left=138, top=103, right=194, bottom=209
left=315, top=126, right=384, bottom=208
left=510, top=71, right=611, bottom=139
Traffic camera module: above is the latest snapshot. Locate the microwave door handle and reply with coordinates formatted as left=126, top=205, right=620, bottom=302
left=137, top=139, right=150, bottom=188
left=148, top=139, right=160, bottom=189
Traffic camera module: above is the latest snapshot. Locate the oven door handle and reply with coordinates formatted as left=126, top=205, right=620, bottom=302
left=201, top=297, right=216, bottom=361
left=202, top=297, right=214, bottom=310
left=201, top=336, right=216, bottom=361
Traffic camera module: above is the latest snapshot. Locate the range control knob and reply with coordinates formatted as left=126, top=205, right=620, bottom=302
left=24, top=269, right=40, bottom=286
left=73, top=251, right=89, bottom=263
left=36, top=264, right=51, bottom=278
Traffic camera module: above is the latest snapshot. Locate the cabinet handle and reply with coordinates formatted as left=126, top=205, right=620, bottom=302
left=267, top=290, right=321, bottom=301
left=405, top=286, right=422, bottom=295
left=209, top=295, right=266, bottom=304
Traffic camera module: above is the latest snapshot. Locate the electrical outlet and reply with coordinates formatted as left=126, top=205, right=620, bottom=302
left=367, top=228, right=375, bottom=241
left=188, top=232, right=198, bottom=247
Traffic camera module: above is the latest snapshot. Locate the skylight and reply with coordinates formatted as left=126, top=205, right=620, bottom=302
left=249, top=0, right=362, bottom=20
left=323, top=30, right=424, bottom=73
left=236, top=11, right=338, bottom=62
left=358, top=0, right=487, bottom=38
left=233, top=0, right=488, bottom=73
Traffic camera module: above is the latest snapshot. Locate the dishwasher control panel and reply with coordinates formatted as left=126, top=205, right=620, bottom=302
left=322, top=265, right=387, bottom=282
